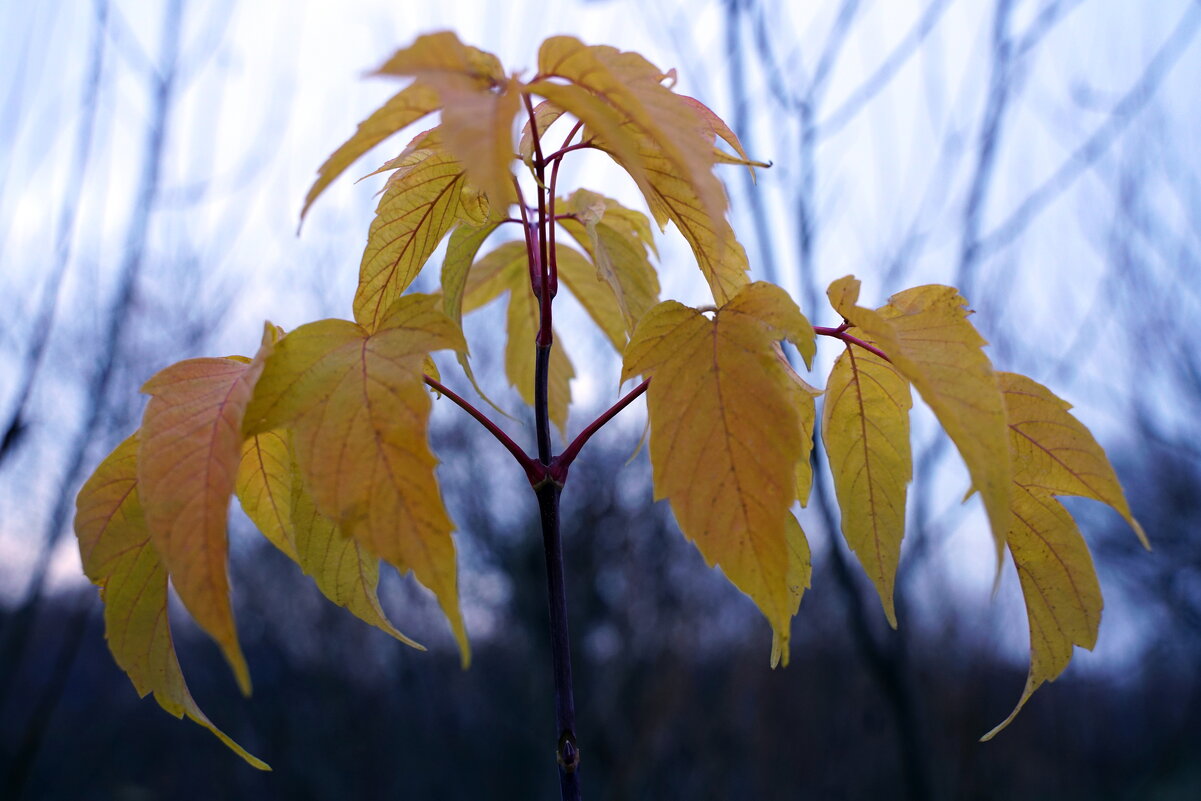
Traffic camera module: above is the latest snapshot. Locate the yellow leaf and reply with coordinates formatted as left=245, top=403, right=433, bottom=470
left=75, top=435, right=268, bottom=770
left=559, top=190, right=661, bottom=334
left=288, top=450, right=425, bottom=649
left=437, top=78, right=520, bottom=211
left=519, top=98, right=567, bottom=166
left=373, top=31, right=504, bottom=86
left=827, top=276, right=1011, bottom=566
left=681, top=95, right=769, bottom=177
left=999, top=372, right=1147, bottom=547
left=236, top=430, right=299, bottom=561
left=506, top=273, right=575, bottom=438
left=771, top=514, right=812, bottom=668
left=621, top=283, right=814, bottom=655
left=440, top=222, right=503, bottom=402
left=553, top=238, right=627, bottom=352
left=461, top=241, right=576, bottom=435
left=773, top=346, right=822, bottom=506
left=356, top=148, right=465, bottom=332
left=821, top=340, right=912, bottom=627
left=983, top=371, right=1145, bottom=739
left=138, top=329, right=274, bottom=695
left=301, top=82, right=441, bottom=224
left=242, top=295, right=470, bottom=665
left=535, top=37, right=746, bottom=303
left=982, top=485, right=1102, bottom=741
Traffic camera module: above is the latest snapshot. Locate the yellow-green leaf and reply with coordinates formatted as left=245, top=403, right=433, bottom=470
left=621, top=282, right=814, bottom=656
left=982, top=485, right=1102, bottom=740
left=771, top=514, right=812, bottom=668
left=983, top=371, right=1145, bottom=739
left=559, top=190, right=660, bottom=334
left=461, top=241, right=576, bottom=435
left=822, top=341, right=912, bottom=627
left=75, top=435, right=268, bottom=769
left=827, top=276, right=1011, bottom=565
left=288, top=453, right=424, bottom=649
left=519, top=98, right=567, bottom=166
left=138, top=330, right=274, bottom=695
left=301, top=82, right=441, bottom=223
left=356, top=148, right=465, bottom=331
left=242, top=295, right=470, bottom=664
left=373, top=31, right=504, bottom=86
left=1000, top=371, right=1147, bottom=547
left=236, top=430, right=299, bottom=561
left=553, top=238, right=627, bottom=352
left=440, top=222, right=502, bottom=401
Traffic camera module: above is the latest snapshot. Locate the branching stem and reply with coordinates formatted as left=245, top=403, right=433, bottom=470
left=550, top=379, right=650, bottom=484
left=814, top=325, right=892, bottom=362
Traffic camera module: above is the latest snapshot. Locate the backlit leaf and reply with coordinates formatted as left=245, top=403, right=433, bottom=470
left=554, top=237, right=627, bottom=352
left=827, top=276, right=1011, bottom=565
left=137, top=328, right=275, bottom=694
left=243, top=294, right=471, bottom=664
left=622, top=282, right=814, bottom=657
left=519, top=99, right=567, bottom=166
left=462, top=241, right=577, bottom=435
left=771, top=514, right=812, bottom=668
left=822, top=341, right=912, bottom=627
left=440, top=221, right=502, bottom=401
left=559, top=190, right=660, bottom=334
left=982, top=371, right=1146, bottom=739
left=75, top=435, right=268, bottom=769
left=1000, top=372, right=1148, bottom=547
left=301, top=82, right=441, bottom=223
left=236, top=429, right=299, bottom=561
left=288, top=451, right=424, bottom=649
left=356, top=148, right=465, bottom=331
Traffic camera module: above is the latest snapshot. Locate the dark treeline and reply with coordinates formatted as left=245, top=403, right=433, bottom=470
left=1, top=426, right=1197, bottom=801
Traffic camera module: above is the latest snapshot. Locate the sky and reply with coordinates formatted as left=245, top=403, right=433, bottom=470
left=2, top=0, right=1199, bottom=677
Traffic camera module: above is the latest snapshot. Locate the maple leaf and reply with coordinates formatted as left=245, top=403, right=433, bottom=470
left=136, top=325, right=276, bottom=694
left=622, top=282, right=815, bottom=662
left=75, top=435, right=268, bottom=769
left=461, top=240, right=596, bottom=435
left=301, top=83, right=441, bottom=223
left=356, top=145, right=467, bottom=332
left=236, top=429, right=421, bottom=647
left=530, top=37, right=749, bottom=304
left=981, top=371, right=1147, bottom=739
left=373, top=32, right=517, bottom=211
left=827, top=276, right=1012, bottom=567
left=558, top=189, right=660, bottom=335
left=440, top=221, right=503, bottom=401
left=243, top=294, right=471, bottom=664
left=821, top=340, right=913, bottom=627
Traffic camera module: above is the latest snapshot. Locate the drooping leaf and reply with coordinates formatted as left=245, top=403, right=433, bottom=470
left=771, top=514, right=812, bottom=668
left=622, top=282, right=814, bottom=657
left=776, top=346, right=822, bottom=507
left=369, top=32, right=515, bottom=211
left=531, top=38, right=748, bottom=303
left=440, top=221, right=504, bottom=403
left=983, top=484, right=1102, bottom=741
left=827, top=276, right=1011, bottom=565
left=681, top=95, right=769, bottom=176
left=981, top=371, right=1146, bottom=739
left=559, top=190, right=660, bottom=334
left=75, top=435, right=269, bottom=769
left=356, top=147, right=465, bottom=331
left=287, top=450, right=424, bottom=649
left=235, top=429, right=420, bottom=647
left=822, top=341, right=912, bottom=627
left=461, top=241, right=578, bottom=435
left=519, top=98, right=567, bottom=166
left=301, top=82, right=442, bottom=223
left=505, top=268, right=575, bottom=437
left=243, top=294, right=471, bottom=664
left=1000, top=371, right=1148, bottom=547
left=553, top=236, right=627, bottom=352
left=236, top=429, right=299, bottom=561
left=137, top=327, right=276, bottom=694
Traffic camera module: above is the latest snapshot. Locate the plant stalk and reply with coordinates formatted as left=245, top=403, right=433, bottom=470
left=536, top=481, right=581, bottom=798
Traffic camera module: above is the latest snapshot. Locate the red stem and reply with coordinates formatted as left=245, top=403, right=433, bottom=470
left=549, top=379, right=650, bottom=485
left=814, top=326, right=892, bottom=362
left=422, top=374, right=545, bottom=486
